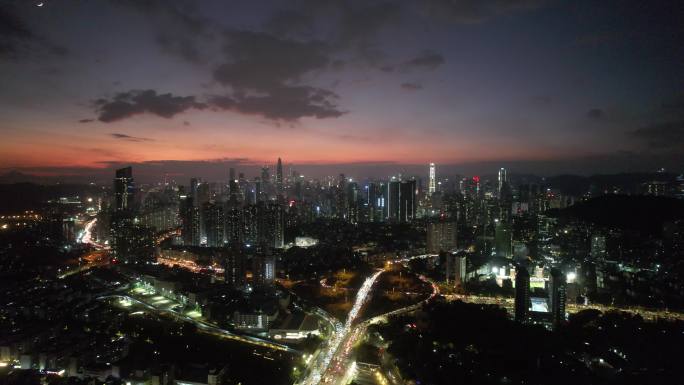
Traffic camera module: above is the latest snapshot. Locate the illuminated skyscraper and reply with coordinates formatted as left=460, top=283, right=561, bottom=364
left=497, top=167, right=507, bottom=197
left=111, top=167, right=153, bottom=262
left=203, top=201, right=224, bottom=247
left=276, top=157, right=283, bottom=195
left=428, top=163, right=436, bottom=194
left=114, top=166, right=134, bottom=212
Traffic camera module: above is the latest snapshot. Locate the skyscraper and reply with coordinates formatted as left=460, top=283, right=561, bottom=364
left=428, top=163, right=436, bottom=194
left=255, top=202, right=284, bottom=249
left=346, top=181, right=359, bottom=224
left=276, top=157, right=283, bottom=195
left=497, top=167, right=507, bottom=198
left=180, top=194, right=200, bottom=246
left=110, top=167, right=153, bottom=263
left=399, top=180, right=416, bottom=222
left=549, top=268, right=567, bottom=329
left=203, top=201, right=224, bottom=247
left=446, top=252, right=467, bottom=287
left=386, top=180, right=416, bottom=222
left=224, top=249, right=246, bottom=288
left=494, top=220, right=512, bottom=258
left=514, top=265, right=530, bottom=323
left=114, top=166, right=134, bottom=211
left=224, top=204, right=243, bottom=246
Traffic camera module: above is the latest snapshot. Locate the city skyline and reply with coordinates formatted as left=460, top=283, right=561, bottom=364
left=1, top=0, right=682, bottom=180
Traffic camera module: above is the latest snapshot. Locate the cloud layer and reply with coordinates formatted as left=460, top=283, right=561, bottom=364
left=94, top=90, right=206, bottom=122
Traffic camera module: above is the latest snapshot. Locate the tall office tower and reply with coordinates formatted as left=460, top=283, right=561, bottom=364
left=428, top=163, right=436, bottom=194
left=335, top=174, right=348, bottom=220
left=399, top=180, right=417, bottom=222
left=276, top=157, right=283, bottom=195
left=294, top=180, right=303, bottom=201
left=514, top=265, right=531, bottom=323
left=549, top=268, right=567, bottom=328
left=366, top=182, right=383, bottom=222
left=386, top=180, right=416, bottom=222
left=228, top=167, right=238, bottom=198
left=427, top=219, right=457, bottom=254
left=190, top=178, right=200, bottom=206
left=203, top=202, right=224, bottom=247
left=253, top=252, right=276, bottom=286
left=254, top=179, right=263, bottom=203
left=346, top=181, right=359, bottom=224
left=386, top=181, right=400, bottom=221
left=494, top=220, right=512, bottom=258
left=114, top=166, right=134, bottom=211
left=180, top=194, right=200, bottom=246
left=261, top=166, right=270, bottom=186
left=224, top=249, right=246, bottom=287
left=497, top=167, right=507, bottom=197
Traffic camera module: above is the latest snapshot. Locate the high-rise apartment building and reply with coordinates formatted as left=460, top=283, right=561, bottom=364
left=427, top=219, right=457, bottom=254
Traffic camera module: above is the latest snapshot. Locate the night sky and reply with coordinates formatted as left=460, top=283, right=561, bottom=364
left=1, top=0, right=682, bottom=181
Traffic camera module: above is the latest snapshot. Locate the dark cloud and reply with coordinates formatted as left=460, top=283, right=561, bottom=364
left=263, top=9, right=315, bottom=38
left=78, top=119, right=94, bottom=123
left=631, top=121, right=684, bottom=150
left=209, top=29, right=346, bottom=121
left=110, top=133, right=154, bottom=142
left=156, top=34, right=205, bottom=64
left=531, top=95, right=552, bottom=104
left=113, top=0, right=210, bottom=35
left=94, top=90, right=206, bottom=122
left=587, top=108, right=605, bottom=119
left=113, top=0, right=214, bottom=64
left=209, top=86, right=345, bottom=121
left=422, top=0, right=547, bottom=24
left=214, top=30, right=330, bottom=90
left=400, top=82, right=423, bottom=91
left=336, top=2, right=402, bottom=46
left=262, top=2, right=404, bottom=69
left=402, top=51, right=445, bottom=70
left=0, top=4, right=68, bottom=59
